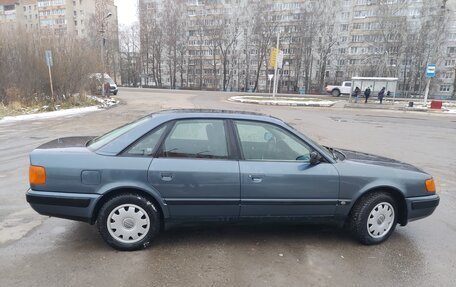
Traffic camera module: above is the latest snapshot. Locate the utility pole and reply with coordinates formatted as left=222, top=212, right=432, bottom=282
left=45, top=50, right=54, bottom=107
left=272, top=33, right=280, bottom=97
left=100, top=12, right=112, bottom=97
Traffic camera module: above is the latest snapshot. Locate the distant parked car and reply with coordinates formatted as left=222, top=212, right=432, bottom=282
left=26, top=110, right=439, bottom=250
left=325, top=81, right=352, bottom=97
left=89, top=73, right=118, bottom=95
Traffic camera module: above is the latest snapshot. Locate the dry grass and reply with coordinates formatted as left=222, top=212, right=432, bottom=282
left=0, top=94, right=98, bottom=119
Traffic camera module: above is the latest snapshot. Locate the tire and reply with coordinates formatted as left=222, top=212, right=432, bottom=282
left=97, top=193, right=161, bottom=251
left=347, top=192, right=398, bottom=245
left=113, top=91, right=118, bottom=95
left=331, top=89, right=341, bottom=97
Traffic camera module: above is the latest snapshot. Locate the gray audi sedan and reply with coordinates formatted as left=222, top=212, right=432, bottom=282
left=26, top=109, right=439, bottom=250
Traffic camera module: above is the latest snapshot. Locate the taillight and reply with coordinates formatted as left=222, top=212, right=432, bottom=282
left=425, top=178, right=436, bottom=193
left=29, top=165, right=46, bottom=185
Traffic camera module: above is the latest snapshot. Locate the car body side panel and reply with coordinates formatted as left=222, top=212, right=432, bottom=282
left=239, top=161, right=340, bottom=216
left=30, top=149, right=170, bottom=219
left=333, top=160, right=431, bottom=218
left=148, top=158, right=240, bottom=218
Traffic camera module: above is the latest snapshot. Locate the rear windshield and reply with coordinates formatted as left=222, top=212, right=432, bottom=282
left=87, top=116, right=150, bottom=150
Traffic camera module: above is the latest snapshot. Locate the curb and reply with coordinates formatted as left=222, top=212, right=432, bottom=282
left=228, top=96, right=338, bottom=107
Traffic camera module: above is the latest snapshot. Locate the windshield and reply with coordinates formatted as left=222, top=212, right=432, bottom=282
left=87, top=116, right=150, bottom=150
left=106, top=77, right=115, bottom=85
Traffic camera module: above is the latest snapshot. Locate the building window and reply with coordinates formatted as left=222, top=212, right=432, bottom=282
left=445, top=59, right=456, bottom=67
left=442, top=72, right=453, bottom=79
left=440, top=85, right=451, bottom=92
left=447, top=47, right=456, bottom=54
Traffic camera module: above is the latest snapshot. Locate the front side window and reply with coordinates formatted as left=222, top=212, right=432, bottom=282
left=127, top=125, right=167, bottom=156
left=159, top=119, right=229, bottom=159
left=235, top=121, right=310, bottom=161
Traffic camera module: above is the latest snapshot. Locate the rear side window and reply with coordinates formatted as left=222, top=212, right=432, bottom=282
left=87, top=116, right=150, bottom=150
left=159, top=119, right=229, bottom=159
left=126, top=125, right=167, bottom=156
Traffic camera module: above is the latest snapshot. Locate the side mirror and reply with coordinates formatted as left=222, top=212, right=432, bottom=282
left=310, top=151, right=322, bottom=165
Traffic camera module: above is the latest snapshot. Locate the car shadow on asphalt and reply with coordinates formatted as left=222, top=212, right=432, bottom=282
left=154, top=221, right=355, bottom=247
left=65, top=220, right=413, bottom=252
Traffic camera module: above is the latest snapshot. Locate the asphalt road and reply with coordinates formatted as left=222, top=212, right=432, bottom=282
left=1, top=88, right=455, bottom=287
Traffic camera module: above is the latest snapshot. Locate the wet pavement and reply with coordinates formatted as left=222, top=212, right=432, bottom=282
left=0, top=88, right=455, bottom=286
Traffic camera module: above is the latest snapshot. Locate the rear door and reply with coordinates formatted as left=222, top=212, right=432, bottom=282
left=147, top=119, right=240, bottom=218
left=233, top=120, right=339, bottom=217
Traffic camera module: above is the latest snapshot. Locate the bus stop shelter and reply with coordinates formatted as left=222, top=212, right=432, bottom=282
left=349, top=77, right=399, bottom=103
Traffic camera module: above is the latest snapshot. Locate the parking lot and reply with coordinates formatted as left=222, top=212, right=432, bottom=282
left=0, top=88, right=455, bottom=286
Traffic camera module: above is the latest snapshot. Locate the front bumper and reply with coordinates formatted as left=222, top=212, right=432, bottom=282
left=26, top=189, right=101, bottom=223
left=406, top=194, right=440, bottom=222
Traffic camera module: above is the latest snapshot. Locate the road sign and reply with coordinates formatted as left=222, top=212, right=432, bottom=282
left=45, top=50, right=53, bottom=67
left=269, top=48, right=278, bottom=68
left=426, top=64, right=436, bottom=77
left=269, top=48, right=284, bottom=68
left=277, top=50, right=284, bottom=68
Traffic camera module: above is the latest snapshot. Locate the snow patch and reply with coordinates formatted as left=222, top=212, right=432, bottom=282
left=0, top=106, right=100, bottom=124
left=229, top=96, right=337, bottom=107
left=0, top=96, right=119, bottom=124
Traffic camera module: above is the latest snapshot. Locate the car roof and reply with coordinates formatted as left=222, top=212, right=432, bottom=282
left=151, top=109, right=280, bottom=121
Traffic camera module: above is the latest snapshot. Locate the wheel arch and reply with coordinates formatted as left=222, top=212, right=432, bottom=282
left=90, top=186, right=168, bottom=229
left=348, top=186, right=408, bottom=226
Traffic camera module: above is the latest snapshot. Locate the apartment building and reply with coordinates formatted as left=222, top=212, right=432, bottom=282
left=0, top=0, right=118, bottom=39
left=138, top=0, right=456, bottom=98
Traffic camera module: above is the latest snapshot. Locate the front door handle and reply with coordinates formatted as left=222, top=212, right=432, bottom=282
left=249, top=174, right=263, bottom=183
left=160, top=173, right=173, bottom=182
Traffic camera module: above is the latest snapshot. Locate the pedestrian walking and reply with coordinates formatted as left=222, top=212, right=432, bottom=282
left=378, top=87, right=385, bottom=104
left=353, top=86, right=361, bottom=103
left=364, top=87, right=371, bottom=103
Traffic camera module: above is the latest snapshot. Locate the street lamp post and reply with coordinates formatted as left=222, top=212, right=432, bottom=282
left=100, top=12, right=112, bottom=97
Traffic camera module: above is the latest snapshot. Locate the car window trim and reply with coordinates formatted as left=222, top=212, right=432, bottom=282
left=227, top=119, right=245, bottom=160
left=232, top=119, right=321, bottom=163
left=155, top=118, right=236, bottom=160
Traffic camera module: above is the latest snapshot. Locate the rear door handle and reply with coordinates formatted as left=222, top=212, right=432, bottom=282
left=248, top=174, right=264, bottom=183
left=160, top=173, right=173, bottom=182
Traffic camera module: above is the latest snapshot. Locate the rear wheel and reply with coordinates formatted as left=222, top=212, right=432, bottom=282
left=331, top=89, right=341, bottom=97
left=97, top=193, right=160, bottom=251
left=347, top=192, right=398, bottom=245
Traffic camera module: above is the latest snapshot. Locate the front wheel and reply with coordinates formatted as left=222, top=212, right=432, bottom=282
left=347, top=192, right=398, bottom=245
left=97, top=193, right=161, bottom=251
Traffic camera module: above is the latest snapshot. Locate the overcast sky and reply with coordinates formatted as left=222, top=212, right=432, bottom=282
left=114, top=0, right=138, bottom=26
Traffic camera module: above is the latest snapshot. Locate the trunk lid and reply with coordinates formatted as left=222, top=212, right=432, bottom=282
left=37, top=136, right=96, bottom=149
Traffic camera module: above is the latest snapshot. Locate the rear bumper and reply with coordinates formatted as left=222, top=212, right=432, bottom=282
left=26, top=189, right=101, bottom=223
left=406, top=194, right=439, bottom=222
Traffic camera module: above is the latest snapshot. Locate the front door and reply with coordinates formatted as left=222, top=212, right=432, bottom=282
left=233, top=120, right=339, bottom=217
left=148, top=119, right=240, bottom=218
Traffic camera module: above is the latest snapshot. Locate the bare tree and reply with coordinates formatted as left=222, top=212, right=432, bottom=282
left=119, top=24, right=141, bottom=86
left=0, top=29, right=99, bottom=107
